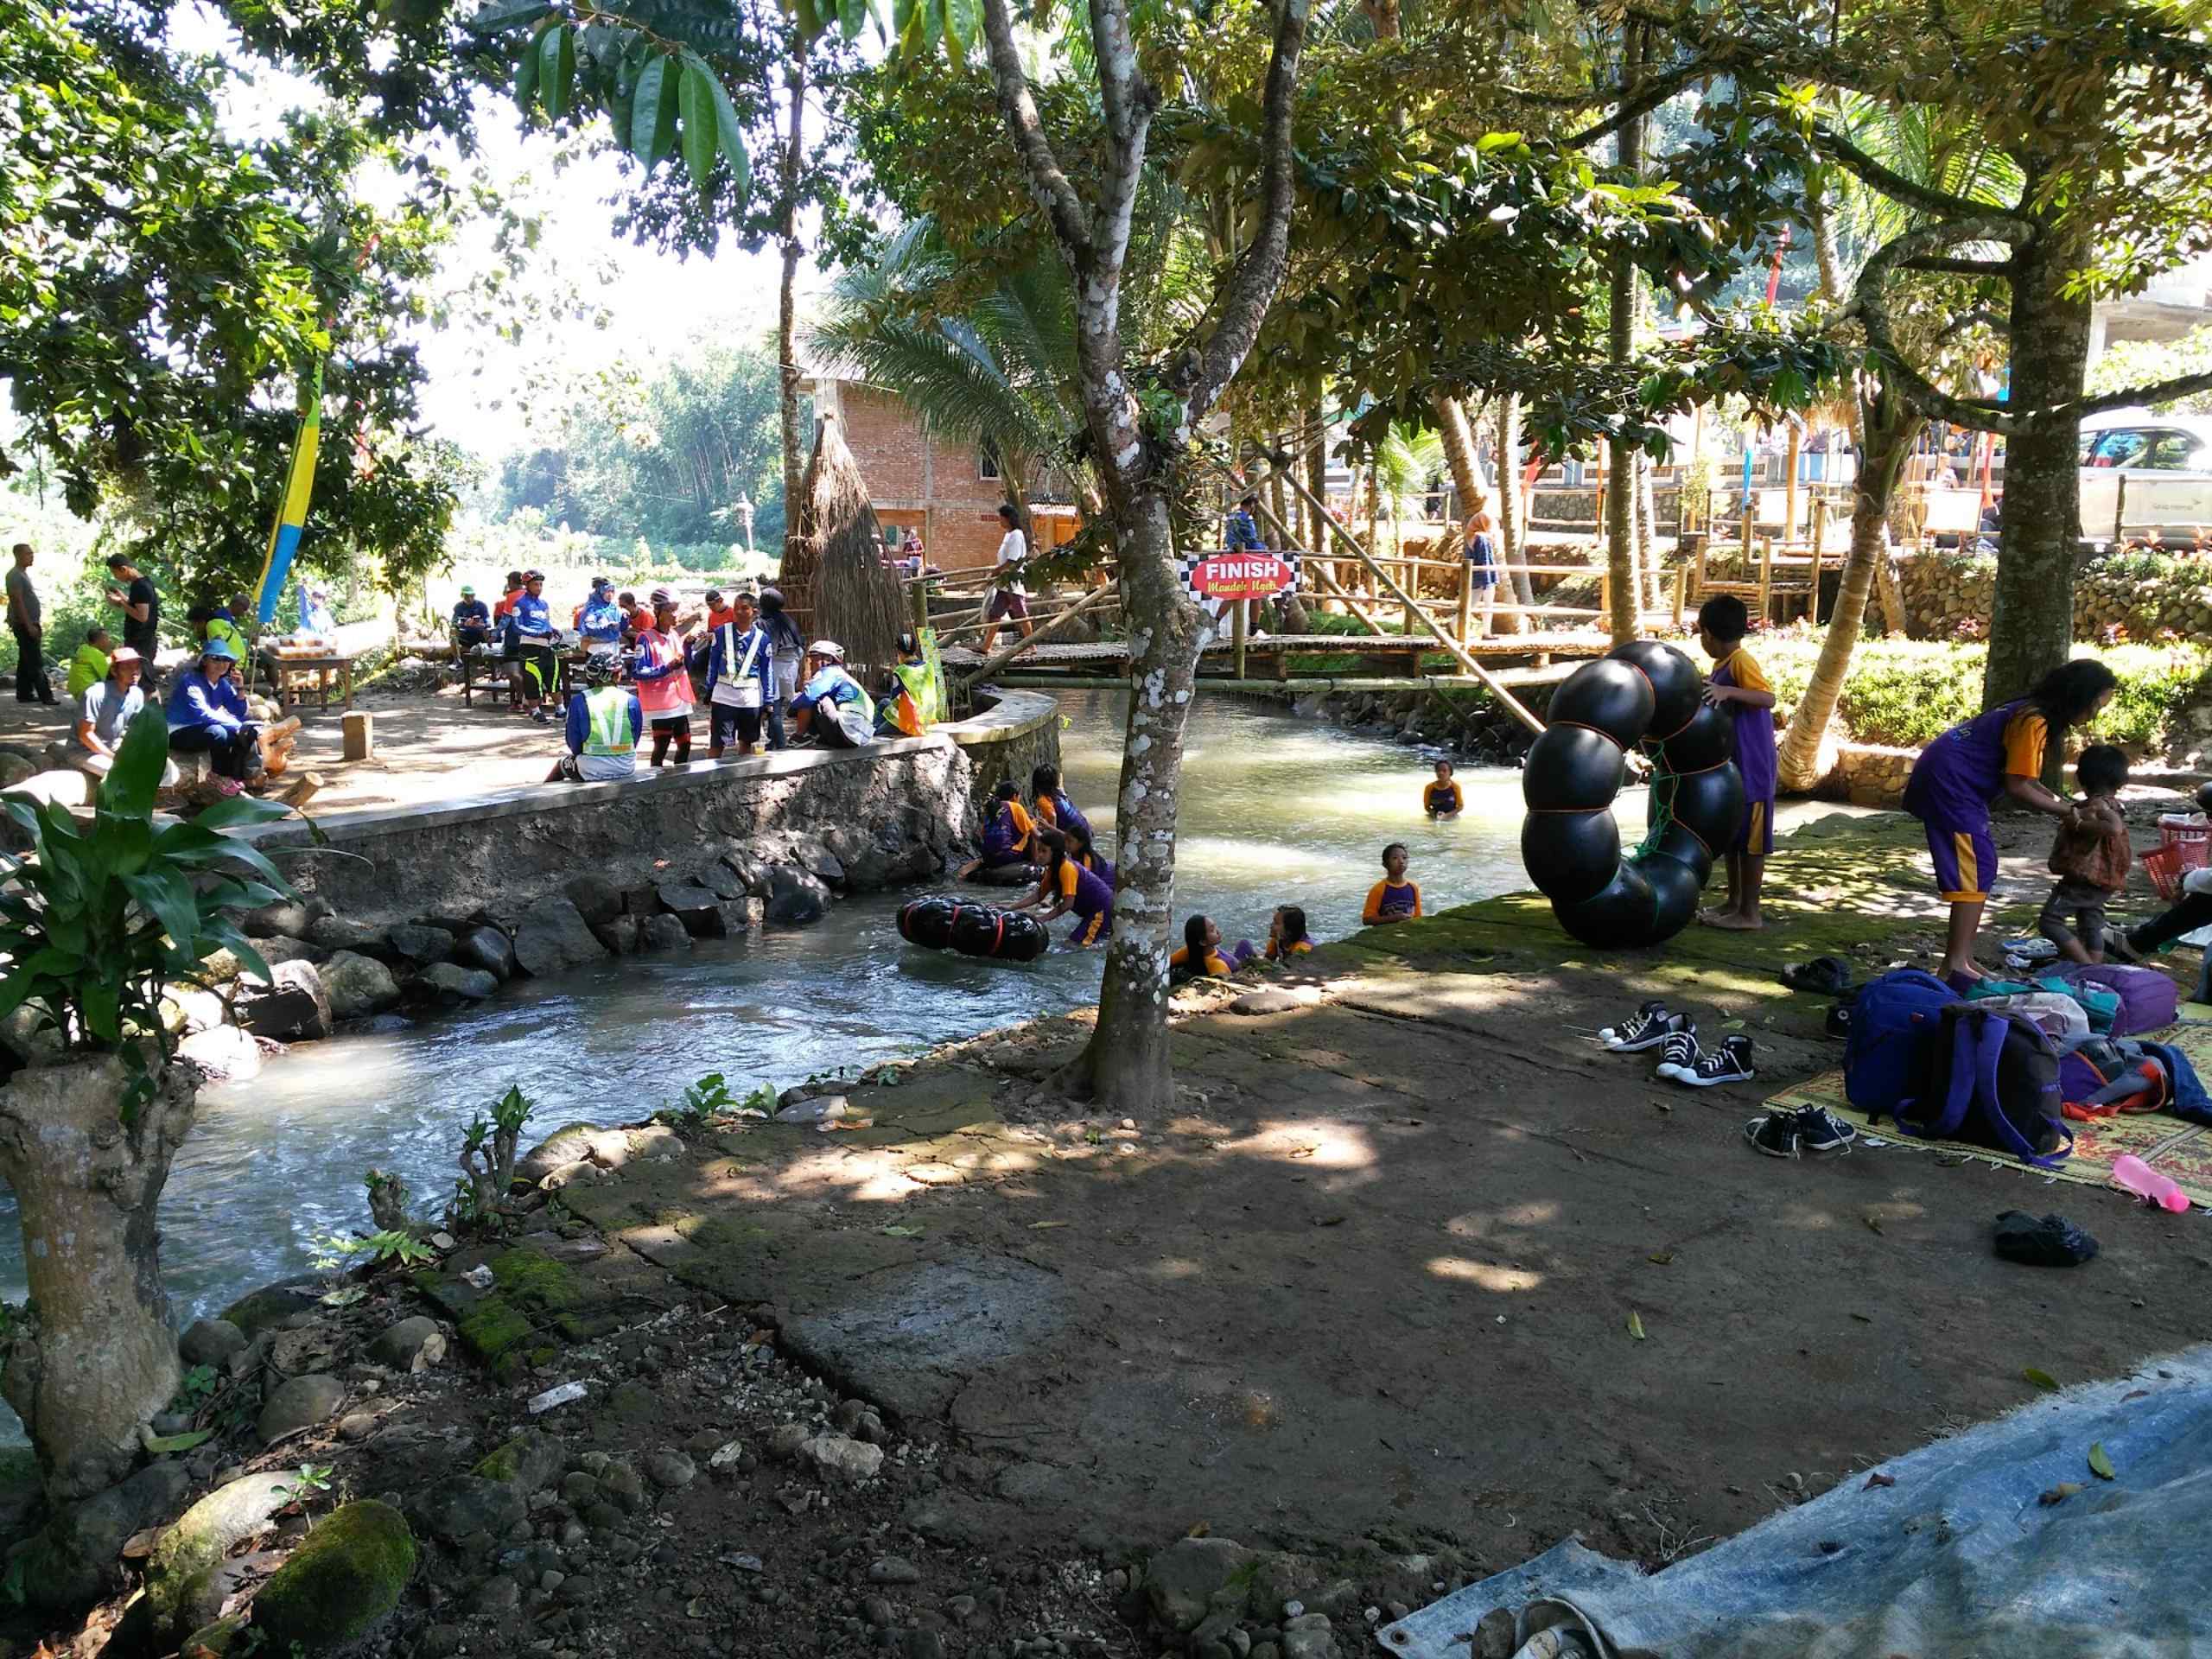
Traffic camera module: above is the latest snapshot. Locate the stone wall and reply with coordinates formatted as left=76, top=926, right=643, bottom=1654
left=1900, top=550, right=2212, bottom=641
left=236, top=690, right=1060, bottom=925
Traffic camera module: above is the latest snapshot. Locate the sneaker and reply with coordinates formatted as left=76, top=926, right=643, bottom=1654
left=1599, top=1001, right=1689, bottom=1052
left=1744, top=1112, right=1800, bottom=1158
left=1653, top=1027, right=1703, bottom=1080
left=2105, top=932, right=2145, bottom=964
left=1796, top=1106, right=1857, bottom=1154
left=1678, top=1034, right=1756, bottom=1088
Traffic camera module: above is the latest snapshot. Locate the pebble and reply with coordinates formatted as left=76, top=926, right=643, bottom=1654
left=337, top=1410, right=378, bottom=1442
left=645, top=1447, right=698, bottom=1491
left=472, top=1578, right=522, bottom=1616
left=863, top=1596, right=897, bottom=1628
left=906, top=1634, right=945, bottom=1659
left=541, top=1570, right=566, bottom=1593
left=945, top=1595, right=978, bottom=1623
left=870, top=1557, right=922, bottom=1585
left=527, top=1379, right=588, bottom=1414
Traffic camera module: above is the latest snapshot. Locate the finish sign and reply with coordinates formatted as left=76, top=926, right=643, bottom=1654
left=1179, top=549, right=1300, bottom=601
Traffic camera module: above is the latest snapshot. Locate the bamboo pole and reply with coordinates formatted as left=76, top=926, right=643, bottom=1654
left=954, top=583, right=1116, bottom=691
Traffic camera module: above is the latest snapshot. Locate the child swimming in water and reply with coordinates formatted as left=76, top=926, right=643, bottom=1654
left=959, top=777, right=1035, bottom=879
left=1168, top=914, right=1232, bottom=979
left=1362, top=842, right=1422, bottom=925
left=1014, top=825, right=1114, bottom=946
left=1266, top=905, right=1313, bottom=961
left=1423, top=759, right=1464, bottom=819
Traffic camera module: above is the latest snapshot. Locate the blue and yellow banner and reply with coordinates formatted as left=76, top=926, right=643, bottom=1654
left=253, top=365, right=323, bottom=629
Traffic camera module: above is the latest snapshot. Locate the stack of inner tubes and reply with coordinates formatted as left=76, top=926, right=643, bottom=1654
left=1520, top=639, right=1745, bottom=948
left=897, top=894, right=1050, bottom=962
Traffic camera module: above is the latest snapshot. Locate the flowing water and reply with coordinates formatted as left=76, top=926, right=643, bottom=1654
left=0, top=690, right=1592, bottom=1325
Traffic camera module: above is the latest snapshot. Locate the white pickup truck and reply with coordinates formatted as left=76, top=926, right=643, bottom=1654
left=2076, top=409, right=2212, bottom=544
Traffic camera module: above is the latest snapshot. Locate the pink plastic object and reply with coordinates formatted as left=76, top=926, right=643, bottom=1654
left=2112, top=1154, right=2190, bottom=1213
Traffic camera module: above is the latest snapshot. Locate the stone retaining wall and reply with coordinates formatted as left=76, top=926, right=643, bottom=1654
left=236, top=691, right=1059, bottom=924
left=1900, top=550, right=2212, bottom=641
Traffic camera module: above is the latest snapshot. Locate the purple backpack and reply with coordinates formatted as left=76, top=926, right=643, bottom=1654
left=2037, top=963, right=2179, bottom=1037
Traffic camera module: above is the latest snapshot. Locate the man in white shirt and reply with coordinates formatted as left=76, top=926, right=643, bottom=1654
left=979, top=502, right=1035, bottom=656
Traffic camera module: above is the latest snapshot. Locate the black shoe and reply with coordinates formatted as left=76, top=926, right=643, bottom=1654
left=1600, top=1001, right=1689, bottom=1053
left=1680, top=1034, right=1756, bottom=1088
left=1744, top=1111, right=1800, bottom=1158
left=1796, top=1106, right=1856, bottom=1155
left=1782, top=956, right=1853, bottom=995
left=1653, top=1027, right=1702, bottom=1080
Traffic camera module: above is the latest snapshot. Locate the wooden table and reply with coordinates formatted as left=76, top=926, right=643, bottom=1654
left=259, top=650, right=355, bottom=715
left=461, top=645, right=596, bottom=709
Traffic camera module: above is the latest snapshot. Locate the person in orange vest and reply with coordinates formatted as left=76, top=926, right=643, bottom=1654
left=630, top=588, right=696, bottom=766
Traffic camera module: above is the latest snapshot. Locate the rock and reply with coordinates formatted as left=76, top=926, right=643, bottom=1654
left=1281, top=1618, right=1334, bottom=1659
left=243, top=899, right=312, bottom=939
left=321, top=950, right=401, bottom=1020
left=639, top=913, right=692, bottom=952
left=601, top=1460, right=647, bottom=1513
left=251, top=935, right=327, bottom=970
left=1473, top=1609, right=1518, bottom=1659
left=657, top=882, right=726, bottom=937
left=699, top=865, right=747, bottom=900
left=800, top=1433, right=883, bottom=1482
left=143, top=1471, right=291, bottom=1630
left=308, top=915, right=383, bottom=954
left=454, top=925, right=517, bottom=981
left=180, top=1318, right=247, bottom=1369
left=798, top=840, right=847, bottom=886
left=177, top=1023, right=263, bottom=1080
left=0, top=747, right=39, bottom=790
left=767, top=1424, right=810, bottom=1462
left=368, top=1316, right=447, bottom=1371
left=1229, top=988, right=1306, bottom=1016
left=15, top=1460, right=189, bottom=1611
left=219, top=1278, right=321, bottom=1339
left=165, top=986, right=228, bottom=1035
left=863, top=1594, right=897, bottom=1629
left=238, top=959, right=333, bottom=1042
left=337, top=1411, right=378, bottom=1442
left=415, top=1476, right=528, bottom=1548
left=1147, top=1539, right=1262, bottom=1633
left=2, top=768, right=88, bottom=810
left=563, top=874, right=626, bottom=926
left=766, top=864, right=830, bottom=925
left=386, top=923, right=455, bottom=965
left=644, top=1448, right=696, bottom=1491
left=416, top=962, right=499, bottom=1003
left=474, top=1576, right=522, bottom=1615
left=721, top=849, right=771, bottom=896
left=719, top=898, right=765, bottom=935
left=870, top=1557, right=921, bottom=1585
left=590, top=917, right=641, bottom=955
left=906, top=1632, right=947, bottom=1659
left=517, top=1122, right=604, bottom=1185
left=248, top=1499, right=416, bottom=1652
left=474, top=1429, right=566, bottom=1494
left=258, top=1373, right=345, bottom=1445
left=512, top=897, right=612, bottom=976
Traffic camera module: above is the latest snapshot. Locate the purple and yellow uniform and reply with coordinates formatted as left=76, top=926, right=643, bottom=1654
left=1423, top=779, right=1464, bottom=816
left=1363, top=880, right=1422, bottom=924
left=1713, top=646, right=1776, bottom=855
left=1035, top=789, right=1094, bottom=844
left=1051, top=858, right=1114, bottom=944
left=980, top=798, right=1035, bottom=868
left=1902, top=700, right=2050, bottom=903
left=1168, top=944, right=1232, bottom=977
left=1267, top=936, right=1313, bottom=961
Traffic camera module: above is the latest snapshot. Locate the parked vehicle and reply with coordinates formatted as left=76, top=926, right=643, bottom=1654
left=2078, top=409, right=2212, bottom=547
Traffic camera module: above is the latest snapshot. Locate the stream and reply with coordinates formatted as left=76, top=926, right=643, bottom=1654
left=0, top=690, right=1605, bottom=1326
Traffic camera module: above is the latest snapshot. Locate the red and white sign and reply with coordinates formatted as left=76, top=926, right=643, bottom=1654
left=1180, top=550, right=1299, bottom=601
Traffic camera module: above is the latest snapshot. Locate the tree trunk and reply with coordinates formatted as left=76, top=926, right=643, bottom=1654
left=1433, top=393, right=1517, bottom=635
left=776, top=55, right=808, bottom=552
left=1497, top=395, right=1535, bottom=610
left=1304, top=391, right=1328, bottom=574
left=1635, top=451, right=1663, bottom=613
left=1071, top=489, right=1203, bottom=1110
left=1776, top=397, right=1915, bottom=792
left=1986, top=230, right=2091, bottom=709
left=0, top=1058, right=194, bottom=1502
left=1604, top=26, right=1645, bottom=644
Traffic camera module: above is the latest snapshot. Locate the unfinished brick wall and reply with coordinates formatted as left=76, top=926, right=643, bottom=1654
left=825, top=383, right=1008, bottom=573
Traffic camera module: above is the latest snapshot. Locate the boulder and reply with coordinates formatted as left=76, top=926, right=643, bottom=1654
left=219, top=1278, right=321, bottom=1339
left=248, top=1500, right=416, bottom=1653
left=517, top=1122, right=605, bottom=1185
left=0, top=747, right=38, bottom=790
left=143, top=1471, right=293, bottom=1632
left=656, top=882, right=725, bottom=937
left=179, top=1318, right=247, bottom=1369
left=720, top=849, right=771, bottom=896
left=307, top=915, right=383, bottom=955
left=717, top=899, right=763, bottom=936
left=238, top=960, right=332, bottom=1043
left=639, top=913, right=691, bottom=952
left=242, top=899, right=312, bottom=939
left=2, top=768, right=89, bottom=810
left=766, top=865, right=830, bottom=925
left=563, top=874, right=625, bottom=927
left=368, top=1316, right=446, bottom=1371
left=257, top=1373, right=346, bottom=1446
left=797, top=840, right=847, bottom=887
left=415, top=963, right=499, bottom=1004
left=1146, top=1538, right=1262, bottom=1632
left=512, top=898, right=610, bottom=976
left=14, top=1460, right=189, bottom=1611
left=454, top=925, right=516, bottom=981
left=699, top=865, right=747, bottom=900
left=321, top=951, right=401, bottom=1020
left=413, top=1475, right=526, bottom=1548
left=590, top=917, right=641, bottom=956
left=385, top=923, right=454, bottom=966
left=472, top=1429, right=565, bottom=1495
left=251, top=935, right=327, bottom=970
left=177, top=1024, right=263, bottom=1082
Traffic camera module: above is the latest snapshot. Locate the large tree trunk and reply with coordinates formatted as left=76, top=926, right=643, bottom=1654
left=1776, top=397, right=1916, bottom=791
left=0, top=1058, right=194, bottom=1501
left=1986, top=229, right=2091, bottom=708
left=1497, top=395, right=1535, bottom=610
left=1303, top=387, right=1328, bottom=555
left=1604, top=27, right=1645, bottom=644
left=1433, top=393, right=1519, bottom=634
left=777, top=55, right=808, bottom=552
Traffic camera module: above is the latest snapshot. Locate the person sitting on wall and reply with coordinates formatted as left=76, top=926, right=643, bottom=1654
left=70, top=646, right=178, bottom=784
left=547, top=652, right=642, bottom=783
left=66, top=626, right=113, bottom=702
left=452, top=585, right=492, bottom=651
left=790, top=639, right=876, bottom=750
left=165, top=637, right=262, bottom=782
left=875, top=633, right=931, bottom=738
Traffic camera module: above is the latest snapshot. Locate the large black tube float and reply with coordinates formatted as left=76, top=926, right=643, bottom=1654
left=1520, top=640, right=1745, bottom=947
left=897, top=895, right=1050, bottom=963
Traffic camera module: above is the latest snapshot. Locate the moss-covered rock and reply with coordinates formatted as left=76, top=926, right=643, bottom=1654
left=145, top=1474, right=296, bottom=1635
left=250, top=1499, right=415, bottom=1652
left=217, top=1279, right=319, bottom=1339
left=454, top=1295, right=535, bottom=1377
left=471, top=1427, right=564, bottom=1494
left=180, top=1614, right=251, bottom=1656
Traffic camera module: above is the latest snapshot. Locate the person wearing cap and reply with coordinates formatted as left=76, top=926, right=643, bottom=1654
left=576, top=578, right=622, bottom=645
left=756, top=586, right=805, bottom=749
left=452, top=585, right=492, bottom=651
left=547, top=651, right=642, bottom=784
left=512, top=569, right=559, bottom=722
left=165, top=637, right=261, bottom=780
left=705, top=588, right=773, bottom=759
left=104, top=553, right=161, bottom=690
left=630, top=588, right=696, bottom=766
left=66, top=626, right=114, bottom=702
left=296, top=578, right=335, bottom=637
left=70, top=646, right=178, bottom=783
left=790, top=639, right=876, bottom=750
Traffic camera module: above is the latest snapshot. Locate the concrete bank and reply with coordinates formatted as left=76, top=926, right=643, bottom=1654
left=237, top=690, right=1060, bottom=923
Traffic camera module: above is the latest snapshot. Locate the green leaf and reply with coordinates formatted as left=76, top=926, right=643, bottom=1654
left=838, top=0, right=871, bottom=40
left=143, top=1427, right=214, bottom=1454
left=515, top=20, right=543, bottom=112
left=100, top=706, right=169, bottom=822
left=540, top=24, right=575, bottom=122
left=188, top=792, right=291, bottom=832
left=678, top=60, right=718, bottom=189
left=120, top=870, right=199, bottom=955
left=469, top=0, right=556, bottom=29
left=2088, top=1442, right=2116, bottom=1480
left=1626, top=1311, right=1647, bottom=1341
left=700, top=64, right=753, bottom=203
left=2024, top=1367, right=2060, bottom=1393
left=942, top=0, right=978, bottom=66
left=794, top=0, right=826, bottom=40
left=632, top=55, right=677, bottom=167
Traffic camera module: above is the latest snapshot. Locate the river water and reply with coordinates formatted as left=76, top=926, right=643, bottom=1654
left=0, top=690, right=1571, bottom=1325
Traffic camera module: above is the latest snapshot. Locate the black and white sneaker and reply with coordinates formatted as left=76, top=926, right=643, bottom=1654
left=1653, top=1027, right=1703, bottom=1080
left=1600, top=1001, right=1689, bottom=1053
left=1744, top=1111, right=1800, bottom=1158
left=1678, top=1034, right=1756, bottom=1088
left=1796, top=1106, right=1857, bottom=1155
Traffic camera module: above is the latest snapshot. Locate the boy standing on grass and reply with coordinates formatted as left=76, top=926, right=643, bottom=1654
left=1694, top=594, right=1777, bottom=931
left=2039, top=744, right=2133, bottom=963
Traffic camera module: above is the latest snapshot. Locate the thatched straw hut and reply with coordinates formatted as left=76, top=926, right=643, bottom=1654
left=781, top=414, right=908, bottom=684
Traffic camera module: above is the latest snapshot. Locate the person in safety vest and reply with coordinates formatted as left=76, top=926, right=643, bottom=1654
left=705, top=588, right=774, bottom=758
left=876, top=632, right=932, bottom=738
left=548, top=652, right=641, bottom=783
left=791, top=639, right=876, bottom=750
left=632, top=588, right=696, bottom=766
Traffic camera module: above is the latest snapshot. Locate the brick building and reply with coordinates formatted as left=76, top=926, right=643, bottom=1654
left=803, top=375, right=1081, bottom=572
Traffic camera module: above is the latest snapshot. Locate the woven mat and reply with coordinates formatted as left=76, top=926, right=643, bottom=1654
left=1766, top=1009, right=2212, bottom=1208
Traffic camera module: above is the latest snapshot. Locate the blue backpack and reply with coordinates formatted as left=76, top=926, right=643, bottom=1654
left=1843, top=969, right=1960, bottom=1116
left=1889, top=1004, right=2073, bottom=1169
